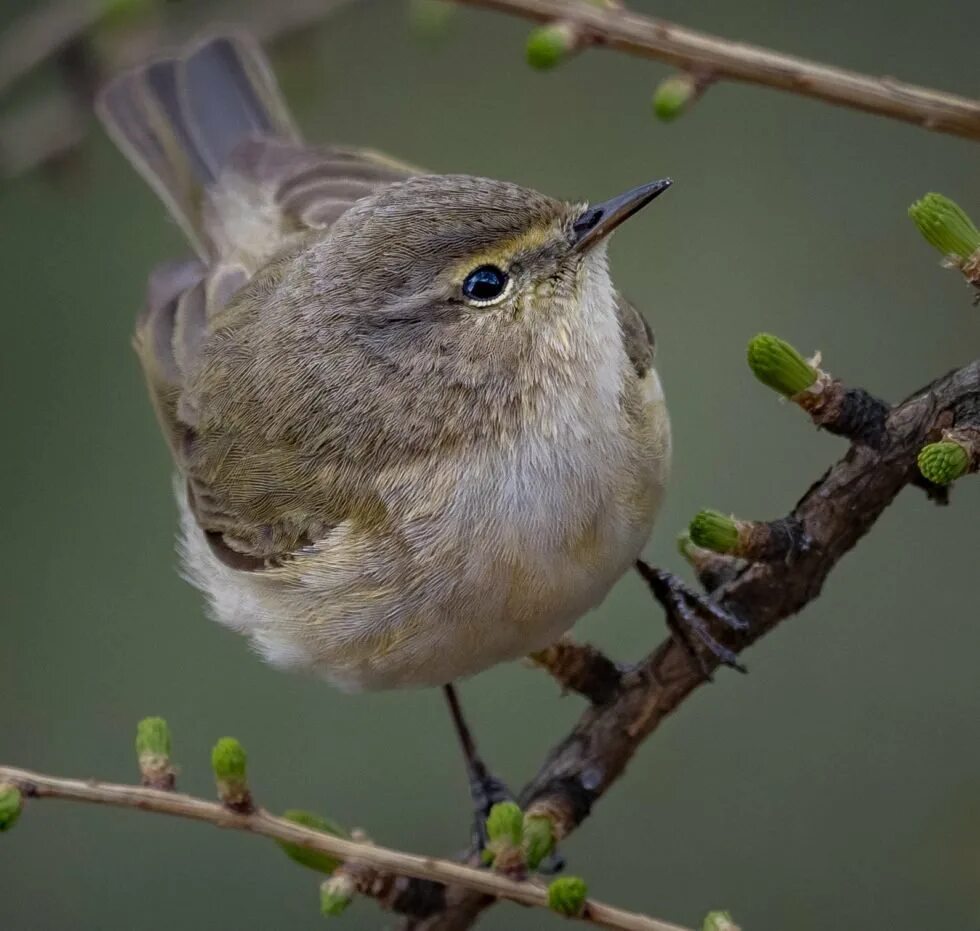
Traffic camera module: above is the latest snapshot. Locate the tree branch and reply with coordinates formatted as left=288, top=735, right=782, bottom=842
left=0, top=764, right=690, bottom=931
left=450, top=0, right=980, bottom=142
left=407, top=358, right=979, bottom=928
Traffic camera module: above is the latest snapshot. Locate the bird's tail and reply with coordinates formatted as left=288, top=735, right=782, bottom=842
left=96, top=33, right=299, bottom=257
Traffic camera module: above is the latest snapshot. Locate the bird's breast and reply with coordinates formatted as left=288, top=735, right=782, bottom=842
left=180, top=360, right=670, bottom=691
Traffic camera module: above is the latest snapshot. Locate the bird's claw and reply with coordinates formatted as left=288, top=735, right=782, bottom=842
left=637, top=563, right=748, bottom=676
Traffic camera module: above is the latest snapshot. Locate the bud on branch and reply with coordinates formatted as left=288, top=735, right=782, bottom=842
left=0, top=783, right=23, bottom=832
left=689, top=510, right=810, bottom=563
left=548, top=875, right=588, bottom=917
left=917, top=431, right=978, bottom=486
left=135, top=717, right=175, bottom=790
left=211, top=737, right=253, bottom=813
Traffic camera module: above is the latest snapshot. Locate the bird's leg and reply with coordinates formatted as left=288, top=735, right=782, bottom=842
left=442, top=683, right=565, bottom=874
left=635, top=561, right=749, bottom=677
left=442, top=683, right=514, bottom=853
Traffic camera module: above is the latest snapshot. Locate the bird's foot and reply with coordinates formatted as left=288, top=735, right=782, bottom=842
left=636, top=562, right=749, bottom=677
left=444, top=683, right=564, bottom=873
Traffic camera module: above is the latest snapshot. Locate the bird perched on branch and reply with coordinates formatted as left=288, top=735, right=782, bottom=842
left=98, top=32, right=736, bottom=850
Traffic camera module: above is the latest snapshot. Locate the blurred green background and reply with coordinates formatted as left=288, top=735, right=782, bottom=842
left=1, top=0, right=978, bottom=928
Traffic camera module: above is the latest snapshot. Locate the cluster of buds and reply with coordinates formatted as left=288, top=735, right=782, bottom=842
left=483, top=801, right=558, bottom=875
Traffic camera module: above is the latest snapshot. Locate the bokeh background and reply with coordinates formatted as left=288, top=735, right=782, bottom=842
left=1, top=0, right=978, bottom=928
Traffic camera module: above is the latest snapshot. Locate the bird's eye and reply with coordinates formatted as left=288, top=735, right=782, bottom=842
left=461, top=265, right=510, bottom=306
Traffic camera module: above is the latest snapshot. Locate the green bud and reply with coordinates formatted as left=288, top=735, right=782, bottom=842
left=689, top=510, right=740, bottom=554
left=320, top=874, right=355, bottom=917
left=486, top=801, right=523, bottom=846
left=703, top=910, right=739, bottom=931
left=547, top=876, right=588, bottom=917
left=0, top=784, right=23, bottom=832
left=277, top=810, right=347, bottom=874
left=211, top=737, right=246, bottom=781
left=908, top=193, right=980, bottom=261
left=746, top=333, right=818, bottom=397
left=135, top=717, right=174, bottom=789
left=917, top=440, right=970, bottom=485
left=136, top=717, right=171, bottom=759
left=652, top=74, right=697, bottom=121
left=526, top=23, right=576, bottom=70
left=522, top=814, right=555, bottom=870
left=211, top=737, right=250, bottom=809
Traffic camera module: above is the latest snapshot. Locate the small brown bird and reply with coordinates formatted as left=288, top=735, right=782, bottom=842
left=98, top=32, right=736, bottom=846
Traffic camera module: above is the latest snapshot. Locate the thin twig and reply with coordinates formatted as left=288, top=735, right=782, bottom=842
left=0, top=764, right=690, bottom=931
left=451, top=0, right=980, bottom=142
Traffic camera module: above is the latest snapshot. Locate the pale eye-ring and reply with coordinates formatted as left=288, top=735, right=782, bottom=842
left=461, top=265, right=511, bottom=306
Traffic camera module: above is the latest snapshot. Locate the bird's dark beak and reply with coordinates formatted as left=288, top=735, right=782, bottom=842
left=571, top=178, right=672, bottom=253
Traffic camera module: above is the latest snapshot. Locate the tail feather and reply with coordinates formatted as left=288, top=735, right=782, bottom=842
left=96, top=33, right=298, bottom=257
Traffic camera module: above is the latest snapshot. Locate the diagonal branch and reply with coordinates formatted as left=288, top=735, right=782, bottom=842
left=451, top=0, right=980, bottom=142
left=406, top=358, right=979, bottom=929
left=0, top=764, right=689, bottom=931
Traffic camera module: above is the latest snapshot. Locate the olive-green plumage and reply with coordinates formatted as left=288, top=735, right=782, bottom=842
left=98, top=33, right=671, bottom=690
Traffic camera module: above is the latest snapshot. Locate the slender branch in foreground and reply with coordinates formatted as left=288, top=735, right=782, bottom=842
left=451, top=0, right=980, bottom=142
left=404, top=356, right=979, bottom=929
left=0, top=765, right=689, bottom=931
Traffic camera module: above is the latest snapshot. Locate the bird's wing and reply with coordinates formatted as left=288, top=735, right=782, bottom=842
left=100, top=35, right=418, bottom=569
left=615, top=293, right=655, bottom=377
